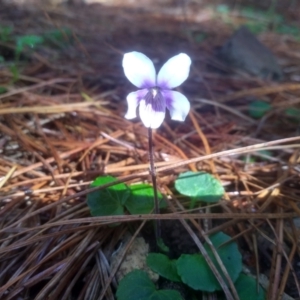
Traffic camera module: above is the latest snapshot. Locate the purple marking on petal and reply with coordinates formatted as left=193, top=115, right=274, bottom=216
left=145, top=89, right=165, bottom=111
left=142, top=79, right=155, bottom=89
left=162, top=90, right=190, bottom=122
left=125, top=89, right=148, bottom=120
left=139, top=89, right=166, bottom=128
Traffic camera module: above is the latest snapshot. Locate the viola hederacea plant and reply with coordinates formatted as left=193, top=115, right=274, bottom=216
left=122, top=51, right=192, bottom=242
left=122, top=51, right=191, bottom=129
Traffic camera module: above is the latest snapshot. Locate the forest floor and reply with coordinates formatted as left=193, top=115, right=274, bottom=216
left=0, top=0, right=300, bottom=299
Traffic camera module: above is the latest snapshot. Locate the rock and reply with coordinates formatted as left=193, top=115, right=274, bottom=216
left=110, top=235, right=159, bottom=282
left=216, top=26, right=282, bottom=80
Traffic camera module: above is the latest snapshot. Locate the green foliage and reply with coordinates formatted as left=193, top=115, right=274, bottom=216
left=43, top=28, right=72, bottom=45
left=0, top=87, right=7, bottom=94
left=276, top=24, right=300, bottom=39
left=193, top=32, right=206, bottom=44
left=235, top=274, right=266, bottom=300
left=248, top=100, right=272, bottom=118
left=0, top=25, right=13, bottom=42
left=216, top=4, right=230, bottom=14
left=157, top=238, right=170, bottom=253
left=257, top=150, right=272, bottom=158
left=87, top=176, right=165, bottom=217
left=87, top=176, right=129, bottom=216
left=0, top=25, right=72, bottom=89
left=285, top=107, right=300, bottom=120
left=0, top=24, right=72, bottom=63
left=240, top=6, right=283, bottom=24
left=215, top=4, right=300, bottom=38
left=125, top=184, right=164, bottom=215
left=9, top=65, right=19, bottom=82
left=176, top=232, right=242, bottom=292
left=147, top=253, right=181, bottom=282
left=175, top=171, right=224, bottom=203
left=118, top=232, right=266, bottom=298
left=116, top=270, right=182, bottom=300
left=177, top=254, right=217, bottom=292
left=244, top=23, right=268, bottom=35
left=15, top=35, right=44, bottom=58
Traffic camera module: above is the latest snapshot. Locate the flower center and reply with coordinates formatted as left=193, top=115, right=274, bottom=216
left=144, top=87, right=165, bottom=112
left=145, top=87, right=161, bottom=104
left=151, top=87, right=159, bottom=98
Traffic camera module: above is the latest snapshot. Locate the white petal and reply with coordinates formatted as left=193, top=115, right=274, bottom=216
left=125, top=89, right=148, bottom=119
left=157, top=53, right=191, bottom=89
left=139, top=99, right=166, bottom=129
left=163, top=90, right=190, bottom=121
left=122, top=52, right=156, bottom=88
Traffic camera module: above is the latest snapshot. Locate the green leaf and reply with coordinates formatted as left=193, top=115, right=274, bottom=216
left=176, top=232, right=242, bottom=292
left=0, top=86, right=7, bottom=94
left=204, top=232, right=242, bottom=283
left=44, top=28, right=72, bottom=41
left=216, top=4, right=230, bottom=14
left=194, top=33, right=206, bottom=44
left=248, top=100, right=272, bottom=118
left=116, top=270, right=182, bottom=300
left=245, top=22, right=267, bottom=34
left=149, top=290, right=182, bottom=300
left=175, top=171, right=224, bottom=203
left=15, top=35, right=44, bottom=57
left=10, top=65, right=19, bottom=82
left=235, top=274, right=266, bottom=300
left=147, top=253, right=181, bottom=282
left=284, top=107, right=300, bottom=120
left=257, top=150, right=272, bottom=157
left=87, top=176, right=130, bottom=216
left=116, top=270, right=155, bottom=300
left=176, top=254, right=217, bottom=292
left=157, top=238, right=170, bottom=253
left=43, top=28, right=73, bottom=47
left=276, top=24, right=300, bottom=37
left=0, top=26, right=13, bottom=42
left=126, top=184, right=165, bottom=215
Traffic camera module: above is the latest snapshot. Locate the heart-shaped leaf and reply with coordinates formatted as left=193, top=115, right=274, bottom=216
left=0, top=86, right=7, bottom=94
left=87, top=176, right=130, bottom=216
left=248, top=100, right=271, bottom=118
left=157, top=238, right=170, bottom=253
left=126, top=184, right=164, bottom=214
left=175, top=171, right=224, bottom=203
left=15, top=35, right=44, bottom=58
left=147, top=253, right=181, bottom=282
left=176, top=232, right=242, bottom=292
left=285, top=107, right=300, bottom=120
left=235, top=274, right=266, bottom=300
left=116, top=270, right=182, bottom=300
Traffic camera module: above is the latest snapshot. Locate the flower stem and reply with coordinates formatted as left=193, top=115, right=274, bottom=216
left=148, top=128, right=160, bottom=242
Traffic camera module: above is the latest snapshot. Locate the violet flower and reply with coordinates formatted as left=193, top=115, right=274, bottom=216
left=122, top=51, right=191, bottom=129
